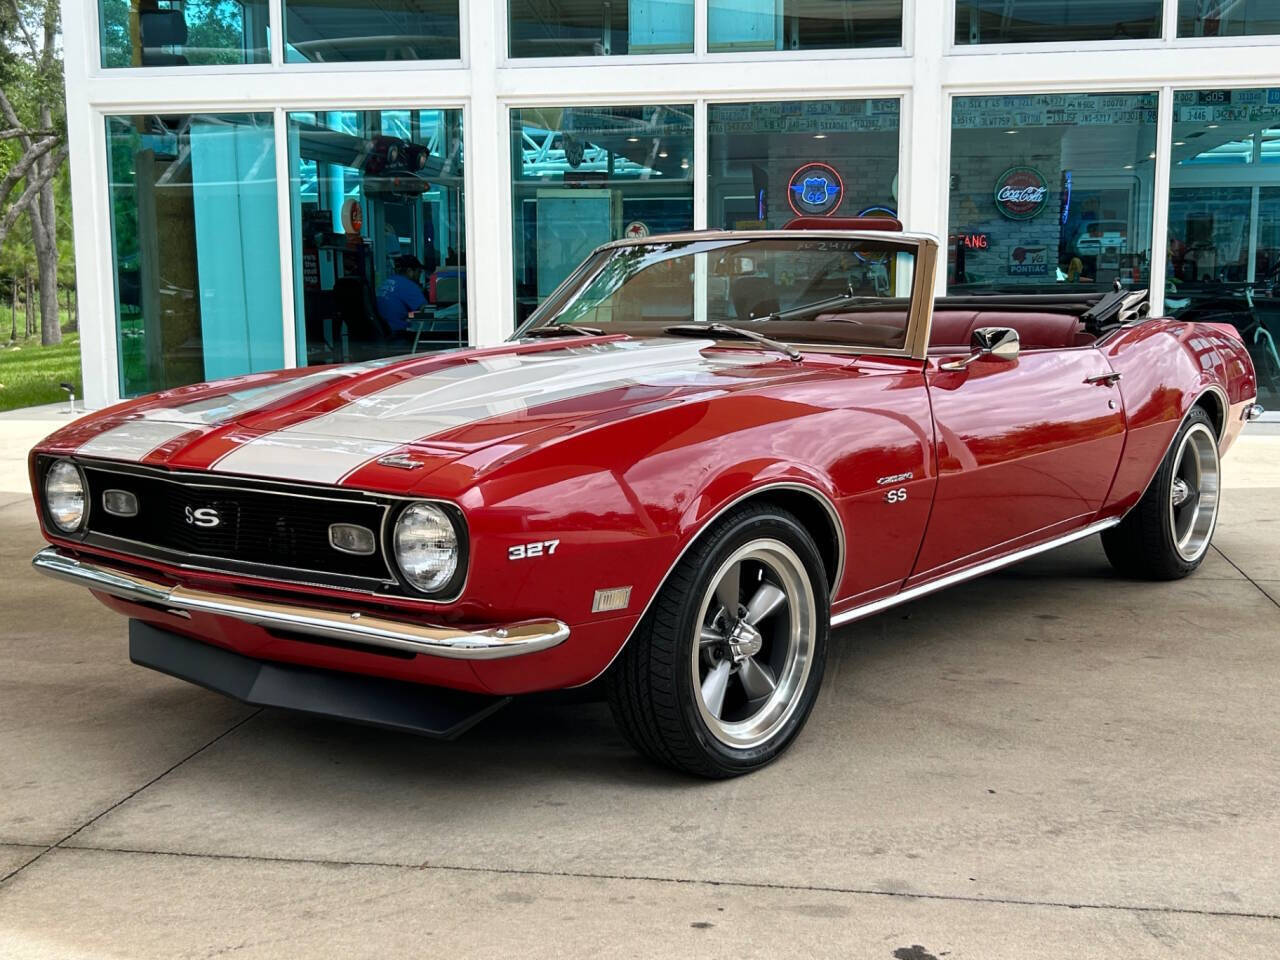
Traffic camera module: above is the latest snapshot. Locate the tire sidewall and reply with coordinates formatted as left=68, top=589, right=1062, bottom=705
left=1155, top=408, right=1219, bottom=573
left=671, top=510, right=830, bottom=774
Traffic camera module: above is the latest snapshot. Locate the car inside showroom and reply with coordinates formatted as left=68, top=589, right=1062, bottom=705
left=1, top=0, right=1278, bottom=956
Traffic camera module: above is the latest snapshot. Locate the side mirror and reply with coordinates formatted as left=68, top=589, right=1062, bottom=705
left=972, top=326, right=1020, bottom=360
left=940, top=326, right=1020, bottom=371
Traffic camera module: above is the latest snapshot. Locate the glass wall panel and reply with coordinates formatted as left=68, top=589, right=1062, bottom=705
left=510, top=0, right=692, bottom=57
left=287, top=109, right=466, bottom=364
left=708, top=99, right=900, bottom=230
left=947, top=93, right=1158, bottom=295
left=510, top=104, right=694, bottom=325
left=100, top=0, right=270, bottom=67
left=1178, top=0, right=1280, bottom=37
left=955, top=1, right=1161, bottom=44
left=709, top=0, right=901, bottom=51
left=107, top=113, right=283, bottom=397
left=285, top=0, right=460, bottom=62
left=1167, top=88, right=1280, bottom=406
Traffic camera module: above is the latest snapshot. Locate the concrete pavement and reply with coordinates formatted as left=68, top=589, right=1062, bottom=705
left=0, top=402, right=86, bottom=496
left=0, top=426, right=1277, bottom=958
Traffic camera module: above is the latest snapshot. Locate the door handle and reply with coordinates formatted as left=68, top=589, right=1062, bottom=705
left=1084, top=372, right=1122, bottom=386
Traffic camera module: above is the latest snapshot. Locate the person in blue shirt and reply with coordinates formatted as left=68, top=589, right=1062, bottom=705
left=376, top=255, right=428, bottom=334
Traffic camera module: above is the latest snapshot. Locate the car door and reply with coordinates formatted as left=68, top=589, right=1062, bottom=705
left=908, top=343, right=1126, bottom=584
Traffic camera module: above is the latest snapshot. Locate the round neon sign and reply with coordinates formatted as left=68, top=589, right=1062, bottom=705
left=787, top=162, right=844, bottom=218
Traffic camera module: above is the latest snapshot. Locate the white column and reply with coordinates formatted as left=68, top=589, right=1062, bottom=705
left=1149, top=85, right=1174, bottom=317
left=693, top=98, right=708, bottom=230
left=60, top=0, right=119, bottom=408
left=464, top=0, right=509, bottom=346
left=902, top=0, right=949, bottom=295
left=1161, top=0, right=1180, bottom=42
left=272, top=107, right=298, bottom=367
left=269, top=0, right=284, bottom=64
left=1247, top=134, right=1263, bottom=285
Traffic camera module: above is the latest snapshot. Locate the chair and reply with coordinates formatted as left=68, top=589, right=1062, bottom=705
left=303, top=290, right=338, bottom=365
left=409, top=305, right=464, bottom=352
left=731, top=276, right=780, bottom=321
left=333, top=277, right=392, bottom=360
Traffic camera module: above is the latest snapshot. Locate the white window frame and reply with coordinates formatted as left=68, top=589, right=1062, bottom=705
left=59, top=0, right=1280, bottom=408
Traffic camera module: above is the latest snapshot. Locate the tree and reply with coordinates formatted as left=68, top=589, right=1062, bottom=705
left=0, top=0, right=66, bottom=346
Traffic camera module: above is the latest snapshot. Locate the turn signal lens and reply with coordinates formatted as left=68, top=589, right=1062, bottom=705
left=45, top=460, right=87, bottom=533
left=592, top=586, right=632, bottom=613
left=102, top=489, right=139, bottom=518
left=329, top=523, right=376, bottom=556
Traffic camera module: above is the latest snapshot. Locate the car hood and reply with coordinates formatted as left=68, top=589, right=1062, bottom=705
left=43, top=336, right=826, bottom=492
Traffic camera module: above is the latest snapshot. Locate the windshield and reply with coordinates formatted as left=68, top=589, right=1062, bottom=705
left=524, top=236, right=920, bottom=352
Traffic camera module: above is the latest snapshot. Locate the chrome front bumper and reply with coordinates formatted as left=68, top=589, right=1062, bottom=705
left=31, top=548, right=569, bottom=660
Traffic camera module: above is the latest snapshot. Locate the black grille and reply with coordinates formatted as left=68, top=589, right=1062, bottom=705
left=80, top=465, right=392, bottom=584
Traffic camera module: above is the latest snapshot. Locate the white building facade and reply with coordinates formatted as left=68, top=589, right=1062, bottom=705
left=63, top=0, right=1280, bottom=414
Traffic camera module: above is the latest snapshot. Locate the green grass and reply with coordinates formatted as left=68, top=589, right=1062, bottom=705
left=0, top=321, right=83, bottom=413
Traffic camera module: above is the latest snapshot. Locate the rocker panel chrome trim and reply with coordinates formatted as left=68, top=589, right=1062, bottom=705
left=830, top=517, right=1121, bottom=627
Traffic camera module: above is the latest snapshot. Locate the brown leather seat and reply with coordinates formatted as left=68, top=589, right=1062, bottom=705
left=928, top=310, right=1090, bottom=351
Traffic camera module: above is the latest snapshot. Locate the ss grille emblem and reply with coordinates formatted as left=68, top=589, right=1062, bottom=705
left=184, top=505, right=221, bottom=528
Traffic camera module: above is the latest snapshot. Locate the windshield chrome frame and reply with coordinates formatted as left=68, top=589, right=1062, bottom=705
left=513, top=229, right=939, bottom=361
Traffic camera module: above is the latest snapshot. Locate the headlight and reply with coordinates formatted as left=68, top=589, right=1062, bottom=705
left=393, top=502, right=460, bottom=593
left=45, top=460, right=87, bottom=533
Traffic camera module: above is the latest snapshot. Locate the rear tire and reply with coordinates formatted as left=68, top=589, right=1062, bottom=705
left=606, top=504, right=829, bottom=778
left=1102, top=406, right=1221, bottom=580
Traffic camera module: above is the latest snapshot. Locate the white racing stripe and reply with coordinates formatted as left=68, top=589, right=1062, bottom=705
left=214, top=338, right=752, bottom=483
left=75, top=361, right=393, bottom=462
left=77, top=419, right=203, bottom=461
left=207, top=434, right=404, bottom=482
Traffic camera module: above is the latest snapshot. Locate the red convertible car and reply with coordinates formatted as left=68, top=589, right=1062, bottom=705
left=30, top=230, right=1263, bottom=777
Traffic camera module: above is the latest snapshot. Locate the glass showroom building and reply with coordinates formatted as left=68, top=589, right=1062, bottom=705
left=64, top=0, right=1280, bottom=412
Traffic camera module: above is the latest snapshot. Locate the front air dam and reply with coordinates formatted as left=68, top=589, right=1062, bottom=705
left=129, top=620, right=512, bottom=738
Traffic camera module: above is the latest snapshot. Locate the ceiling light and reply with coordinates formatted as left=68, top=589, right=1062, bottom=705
left=1174, top=140, right=1186, bottom=146
left=1208, top=123, right=1219, bottom=129
left=1123, top=164, right=1134, bottom=169
left=1004, top=129, right=1018, bottom=135
left=813, top=133, right=827, bottom=139
left=627, top=137, right=639, bottom=142
left=658, top=150, right=668, bottom=157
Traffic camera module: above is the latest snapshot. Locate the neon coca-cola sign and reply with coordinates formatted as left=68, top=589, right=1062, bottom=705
left=993, top=166, right=1049, bottom=220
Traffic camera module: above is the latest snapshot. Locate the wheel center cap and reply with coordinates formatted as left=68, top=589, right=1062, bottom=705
left=1172, top=477, right=1192, bottom=507
left=726, top=619, right=763, bottom=662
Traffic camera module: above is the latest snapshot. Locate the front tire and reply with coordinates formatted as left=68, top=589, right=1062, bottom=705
left=1102, top=405, right=1222, bottom=580
left=606, top=504, right=829, bottom=778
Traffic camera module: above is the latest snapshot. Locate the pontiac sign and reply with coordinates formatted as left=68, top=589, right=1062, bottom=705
left=994, top=166, right=1049, bottom=220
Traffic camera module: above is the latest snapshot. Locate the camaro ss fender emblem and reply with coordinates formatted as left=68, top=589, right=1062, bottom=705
left=184, top=506, right=221, bottom=528
left=877, top=471, right=914, bottom=486
left=509, top=539, right=560, bottom=560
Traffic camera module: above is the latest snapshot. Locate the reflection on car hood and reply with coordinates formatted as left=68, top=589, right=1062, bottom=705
left=46, top=336, right=820, bottom=489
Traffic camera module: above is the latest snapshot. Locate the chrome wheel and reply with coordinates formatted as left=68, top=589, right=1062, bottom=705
left=1169, top=422, right=1220, bottom=563
left=692, top=539, right=816, bottom=749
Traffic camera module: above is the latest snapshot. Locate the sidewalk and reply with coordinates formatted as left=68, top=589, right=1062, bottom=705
left=1, top=413, right=1277, bottom=959
left=0, top=402, right=88, bottom=496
